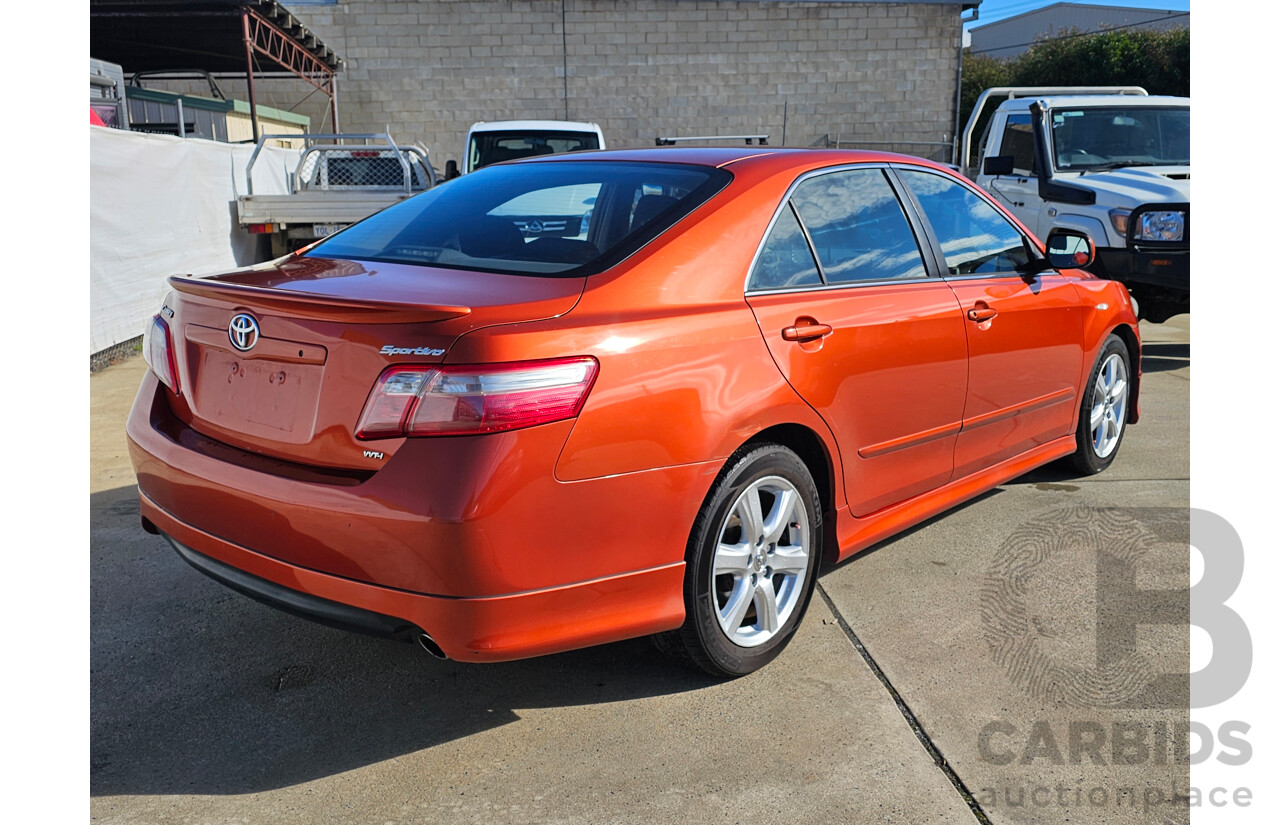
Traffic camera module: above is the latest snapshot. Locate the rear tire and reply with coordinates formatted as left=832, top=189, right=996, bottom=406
left=654, top=444, right=822, bottom=677
left=1068, top=334, right=1131, bottom=475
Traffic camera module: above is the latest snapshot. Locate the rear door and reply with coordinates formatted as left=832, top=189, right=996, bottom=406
left=745, top=166, right=968, bottom=517
left=894, top=167, right=1085, bottom=479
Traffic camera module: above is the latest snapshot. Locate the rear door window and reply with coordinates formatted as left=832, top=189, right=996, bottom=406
left=787, top=169, right=929, bottom=285
left=749, top=205, right=821, bottom=290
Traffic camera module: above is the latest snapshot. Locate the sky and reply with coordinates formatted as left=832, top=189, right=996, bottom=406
left=964, top=0, right=1192, bottom=33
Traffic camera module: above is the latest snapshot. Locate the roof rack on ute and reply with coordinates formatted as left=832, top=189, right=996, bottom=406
left=655, top=135, right=769, bottom=146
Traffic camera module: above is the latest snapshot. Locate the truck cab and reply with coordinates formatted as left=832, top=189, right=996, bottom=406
left=967, top=89, right=1189, bottom=322
left=460, top=120, right=606, bottom=175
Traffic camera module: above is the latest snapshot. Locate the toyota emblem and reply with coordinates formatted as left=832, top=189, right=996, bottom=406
left=228, top=313, right=260, bottom=352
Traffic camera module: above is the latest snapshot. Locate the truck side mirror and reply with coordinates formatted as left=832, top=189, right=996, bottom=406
left=1045, top=228, right=1095, bottom=270
left=445, top=159, right=460, bottom=180
left=983, top=155, right=1014, bottom=176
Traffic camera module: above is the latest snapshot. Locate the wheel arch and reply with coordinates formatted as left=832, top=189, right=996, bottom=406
left=1109, top=323, right=1141, bottom=424
left=741, top=423, right=841, bottom=567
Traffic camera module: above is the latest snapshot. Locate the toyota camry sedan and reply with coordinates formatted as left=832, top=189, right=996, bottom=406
left=127, top=147, right=1139, bottom=676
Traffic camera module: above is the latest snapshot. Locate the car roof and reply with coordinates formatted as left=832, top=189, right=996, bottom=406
left=508, top=146, right=958, bottom=175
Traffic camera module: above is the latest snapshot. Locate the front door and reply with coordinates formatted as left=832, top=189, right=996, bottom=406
left=895, top=167, right=1085, bottom=479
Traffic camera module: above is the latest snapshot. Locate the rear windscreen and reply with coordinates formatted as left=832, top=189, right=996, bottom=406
left=307, top=161, right=731, bottom=276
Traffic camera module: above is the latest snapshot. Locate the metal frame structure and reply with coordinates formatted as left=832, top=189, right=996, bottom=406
left=241, top=6, right=339, bottom=141
left=90, top=1, right=343, bottom=142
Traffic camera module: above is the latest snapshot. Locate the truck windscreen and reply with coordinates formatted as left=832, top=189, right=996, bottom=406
left=470, top=131, right=601, bottom=170
left=1050, top=107, right=1190, bottom=171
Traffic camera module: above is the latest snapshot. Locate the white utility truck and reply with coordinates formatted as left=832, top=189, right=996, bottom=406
left=237, top=133, right=437, bottom=258
left=444, top=120, right=606, bottom=178
left=962, top=87, right=1189, bottom=322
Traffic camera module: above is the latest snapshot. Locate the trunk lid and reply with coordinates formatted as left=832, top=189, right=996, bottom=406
left=164, top=254, right=585, bottom=470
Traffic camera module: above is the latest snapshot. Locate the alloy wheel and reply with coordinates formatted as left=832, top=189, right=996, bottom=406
left=1090, top=352, right=1128, bottom=458
left=711, top=476, right=811, bottom=648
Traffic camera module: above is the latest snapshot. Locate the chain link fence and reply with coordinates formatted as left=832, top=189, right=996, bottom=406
left=92, top=336, right=143, bottom=373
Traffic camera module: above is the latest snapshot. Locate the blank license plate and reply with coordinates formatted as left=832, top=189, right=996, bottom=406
left=194, top=349, right=322, bottom=443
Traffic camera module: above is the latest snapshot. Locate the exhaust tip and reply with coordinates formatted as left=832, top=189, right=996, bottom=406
left=417, top=632, right=448, bottom=660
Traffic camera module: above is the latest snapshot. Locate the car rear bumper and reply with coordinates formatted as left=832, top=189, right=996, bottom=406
left=163, top=530, right=424, bottom=642
left=142, top=492, right=685, bottom=661
left=126, top=371, right=701, bottom=661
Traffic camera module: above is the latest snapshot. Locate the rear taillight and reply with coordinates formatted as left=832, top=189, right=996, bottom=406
left=356, top=357, right=598, bottom=439
left=142, top=314, right=180, bottom=395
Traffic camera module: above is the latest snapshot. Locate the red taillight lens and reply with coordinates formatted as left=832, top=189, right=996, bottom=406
left=356, top=357, right=598, bottom=439
left=142, top=314, right=180, bottom=395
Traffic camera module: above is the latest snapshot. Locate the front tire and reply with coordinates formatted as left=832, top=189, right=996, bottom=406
left=655, top=444, right=822, bottom=677
left=1068, top=334, right=1131, bottom=475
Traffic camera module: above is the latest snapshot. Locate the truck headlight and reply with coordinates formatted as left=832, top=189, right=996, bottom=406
left=1135, top=210, right=1186, bottom=242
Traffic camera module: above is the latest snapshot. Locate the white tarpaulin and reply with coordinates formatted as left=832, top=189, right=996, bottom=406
left=89, top=127, right=300, bottom=354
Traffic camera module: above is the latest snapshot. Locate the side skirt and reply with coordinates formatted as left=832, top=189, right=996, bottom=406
left=832, top=435, right=1077, bottom=564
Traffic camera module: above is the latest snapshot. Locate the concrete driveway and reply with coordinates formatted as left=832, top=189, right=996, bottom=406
left=91, top=316, right=1189, bottom=824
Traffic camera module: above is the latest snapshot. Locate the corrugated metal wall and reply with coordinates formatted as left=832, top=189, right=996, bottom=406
left=970, top=3, right=1189, bottom=59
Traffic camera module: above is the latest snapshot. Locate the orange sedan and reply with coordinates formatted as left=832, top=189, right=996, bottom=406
left=127, top=148, right=1139, bottom=676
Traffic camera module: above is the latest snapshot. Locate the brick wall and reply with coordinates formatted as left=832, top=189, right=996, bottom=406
left=282, top=0, right=963, bottom=165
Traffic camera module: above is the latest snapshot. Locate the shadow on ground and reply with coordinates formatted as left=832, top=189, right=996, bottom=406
left=1141, top=341, right=1190, bottom=374
left=91, top=485, right=716, bottom=798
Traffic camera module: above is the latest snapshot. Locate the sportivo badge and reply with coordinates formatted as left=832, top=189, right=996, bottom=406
left=380, top=345, right=446, bottom=357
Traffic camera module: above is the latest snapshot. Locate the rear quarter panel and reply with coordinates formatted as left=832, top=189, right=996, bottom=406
left=444, top=158, right=847, bottom=494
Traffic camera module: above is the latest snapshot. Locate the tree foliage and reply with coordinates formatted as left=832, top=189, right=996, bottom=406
left=960, top=27, right=1189, bottom=164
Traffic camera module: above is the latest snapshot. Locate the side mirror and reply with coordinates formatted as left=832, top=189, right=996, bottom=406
left=445, top=159, right=460, bottom=180
left=1045, top=228, right=1095, bottom=270
left=982, top=155, right=1014, bottom=176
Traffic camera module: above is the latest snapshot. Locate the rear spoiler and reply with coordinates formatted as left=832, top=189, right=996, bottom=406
left=168, top=275, right=471, bottom=325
